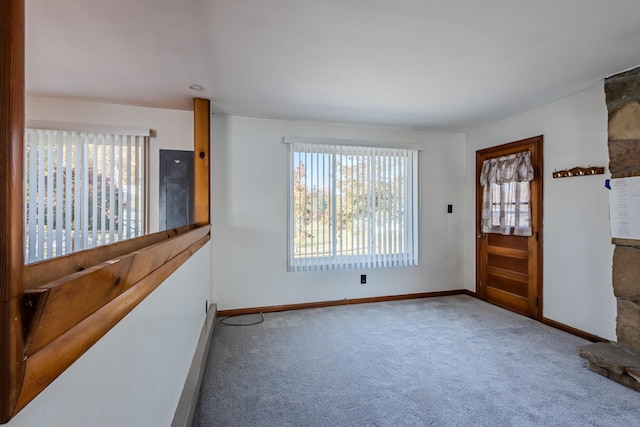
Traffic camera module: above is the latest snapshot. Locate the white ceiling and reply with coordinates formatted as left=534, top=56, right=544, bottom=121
left=26, top=0, right=640, bottom=131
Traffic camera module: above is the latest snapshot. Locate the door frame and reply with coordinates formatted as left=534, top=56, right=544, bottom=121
left=475, top=135, right=543, bottom=320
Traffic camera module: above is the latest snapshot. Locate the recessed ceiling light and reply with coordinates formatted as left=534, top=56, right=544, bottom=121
left=189, top=83, right=204, bottom=91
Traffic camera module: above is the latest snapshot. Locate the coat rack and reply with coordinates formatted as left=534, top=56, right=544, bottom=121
left=552, top=166, right=605, bottom=178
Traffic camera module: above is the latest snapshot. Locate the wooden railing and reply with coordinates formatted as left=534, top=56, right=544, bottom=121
left=16, top=225, right=211, bottom=414
left=0, top=1, right=211, bottom=421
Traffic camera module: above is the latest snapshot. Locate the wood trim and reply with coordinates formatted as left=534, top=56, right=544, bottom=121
left=0, top=0, right=24, bottom=301
left=24, top=226, right=211, bottom=356
left=0, top=0, right=25, bottom=422
left=218, top=290, right=468, bottom=317
left=194, top=98, right=210, bottom=226
left=435, top=290, right=605, bottom=343
left=25, top=225, right=198, bottom=289
left=15, top=227, right=210, bottom=414
left=462, top=289, right=478, bottom=298
left=0, top=300, right=23, bottom=423
left=530, top=136, right=544, bottom=320
left=475, top=151, right=483, bottom=300
left=541, top=317, right=609, bottom=343
left=463, top=288, right=603, bottom=342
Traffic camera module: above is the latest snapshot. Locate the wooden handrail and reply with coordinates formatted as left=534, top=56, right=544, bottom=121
left=16, top=225, right=210, bottom=414
left=25, top=224, right=198, bottom=289
left=23, top=226, right=211, bottom=356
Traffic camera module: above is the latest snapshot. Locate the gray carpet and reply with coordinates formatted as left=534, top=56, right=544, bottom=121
left=193, top=295, right=640, bottom=426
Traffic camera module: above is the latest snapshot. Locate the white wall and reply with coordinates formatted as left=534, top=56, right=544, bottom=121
left=26, top=97, right=194, bottom=233
left=464, top=85, right=616, bottom=340
left=211, top=115, right=466, bottom=310
left=7, top=242, right=212, bottom=427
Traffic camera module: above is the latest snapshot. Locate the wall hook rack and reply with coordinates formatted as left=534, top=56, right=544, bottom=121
left=552, top=166, right=605, bottom=178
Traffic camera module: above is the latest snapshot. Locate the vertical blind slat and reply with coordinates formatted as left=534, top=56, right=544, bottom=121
left=134, top=137, right=141, bottom=237
left=383, top=153, right=389, bottom=266
left=27, top=131, right=38, bottom=262
left=390, top=153, right=396, bottom=265
left=100, top=135, right=107, bottom=246
left=319, top=153, right=329, bottom=264
left=37, top=134, right=46, bottom=260
left=125, top=137, right=132, bottom=240
left=305, top=149, right=309, bottom=271
left=91, top=135, right=98, bottom=247
left=117, top=137, right=124, bottom=237
left=55, top=132, right=64, bottom=254
left=113, top=137, right=120, bottom=241
left=45, top=133, right=54, bottom=258
left=81, top=133, right=89, bottom=250
left=108, top=135, right=115, bottom=243
left=367, top=154, right=373, bottom=268
left=64, top=133, right=73, bottom=254
left=356, top=153, right=362, bottom=267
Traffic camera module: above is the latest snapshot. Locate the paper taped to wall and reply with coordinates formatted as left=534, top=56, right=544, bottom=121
left=609, top=176, right=640, bottom=239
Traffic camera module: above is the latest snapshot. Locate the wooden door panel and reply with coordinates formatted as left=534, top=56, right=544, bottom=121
left=487, top=233, right=528, bottom=250
left=485, top=287, right=529, bottom=315
left=487, top=253, right=528, bottom=274
left=486, top=247, right=528, bottom=259
left=486, top=271, right=528, bottom=296
left=476, top=136, right=543, bottom=319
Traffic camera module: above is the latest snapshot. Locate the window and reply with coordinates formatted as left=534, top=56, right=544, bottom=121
left=488, top=182, right=530, bottom=230
left=24, top=125, right=148, bottom=262
left=287, top=140, right=419, bottom=272
left=480, top=151, right=533, bottom=236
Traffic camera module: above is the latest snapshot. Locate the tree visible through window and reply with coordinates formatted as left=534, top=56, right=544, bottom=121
left=288, top=142, right=418, bottom=272
left=24, top=127, right=148, bottom=262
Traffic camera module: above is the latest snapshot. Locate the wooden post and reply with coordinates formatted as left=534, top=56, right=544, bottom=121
left=0, top=0, right=25, bottom=422
left=193, top=98, right=210, bottom=226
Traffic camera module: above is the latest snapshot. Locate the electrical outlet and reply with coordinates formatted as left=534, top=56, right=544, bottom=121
left=361, top=274, right=366, bottom=284
left=447, top=204, right=453, bottom=213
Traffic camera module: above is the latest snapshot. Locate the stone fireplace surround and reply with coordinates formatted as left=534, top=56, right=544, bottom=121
left=578, top=67, right=640, bottom=391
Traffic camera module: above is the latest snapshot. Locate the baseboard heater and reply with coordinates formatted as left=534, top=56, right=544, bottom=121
left=172, top=303, right=217, bottom=427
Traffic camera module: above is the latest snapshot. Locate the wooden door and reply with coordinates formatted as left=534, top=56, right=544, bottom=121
left=476, top=136, right=543, bottom=319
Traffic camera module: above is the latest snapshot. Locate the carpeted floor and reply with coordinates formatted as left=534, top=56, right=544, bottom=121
left=193, top=295, right=640, bottom=426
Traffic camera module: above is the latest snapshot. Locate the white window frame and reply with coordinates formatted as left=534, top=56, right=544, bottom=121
left=285, top=137, right=420, bottom=272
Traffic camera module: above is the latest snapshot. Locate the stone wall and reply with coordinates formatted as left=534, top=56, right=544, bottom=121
left=578, top=68, right=640, bottom=391
left=607, top=68, right=640, bottom=353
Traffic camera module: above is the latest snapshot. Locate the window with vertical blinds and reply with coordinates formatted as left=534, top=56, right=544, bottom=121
left=24, top=126, right=148, bottom=262
left=287, top=139, right=419, bottom=272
